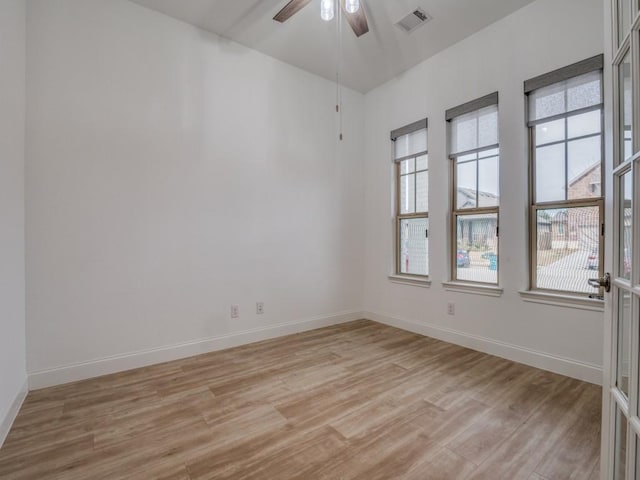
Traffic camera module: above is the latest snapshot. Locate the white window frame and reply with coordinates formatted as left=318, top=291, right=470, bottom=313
left=446, top=93, right=500, bottom=287
left=525, top=56, right=605, bottom=298
left=390, top=119, right=429, bottom=279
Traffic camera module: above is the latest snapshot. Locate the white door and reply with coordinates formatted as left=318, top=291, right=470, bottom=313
left=603, top=0, right=639, bottom=478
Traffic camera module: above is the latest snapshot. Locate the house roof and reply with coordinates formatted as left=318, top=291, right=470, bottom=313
left=457, top=187, right=498, bottom=209
left=569, top=162, right=600, bottom=187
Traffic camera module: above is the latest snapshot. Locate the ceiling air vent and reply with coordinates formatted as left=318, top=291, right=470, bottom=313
left=395, top=8, right=432, bottom=34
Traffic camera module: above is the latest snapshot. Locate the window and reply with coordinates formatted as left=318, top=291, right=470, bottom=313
left=391, top=119, right=428, bottom=277
left=446, top=93, right=500, bottom=285
left=525, top=56, right=604, bottom=295
left=619, top=50, right=632, bottom=163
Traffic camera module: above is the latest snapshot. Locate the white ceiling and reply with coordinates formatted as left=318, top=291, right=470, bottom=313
left=129, top=0, right=536, bottom=93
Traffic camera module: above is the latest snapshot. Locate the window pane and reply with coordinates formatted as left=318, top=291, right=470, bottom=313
left=618, top=0, right=630, bottom=46
left=617, top=289, right=631, bottom=397
left=531, top=83, right=565, bottom=121
left=399, top=217, right=428, bottom=276
left=457, top=159, right=477, bottom=209
left=478, top=148, right=498, bottom=160
left=416, top=154, right=428, bottom=171
left=567, top=136, right=602, bottom=200
left=536, top=143, right=566, bottom=202
left=478, top=106, right=499, bottom=149
left=458, top=152, right=477, bottom=163
left=620, top=51, right=633, bottom=162
left=614, top=406, right=627, bottom=480
left=400, top=158, right=415, bottom=175
left=529, top=71, right=602, bottom=122
left=536, top=119, right=565, bottom=146
left=451, top=114, right=478, bottom=154
left=450, top=104, right=498, bottom=154
left=625, top=130, right=633, bottom=162
left=567, top=73, right=603, bottom=111
left=400, top=174, right=415, bottom=214
left=620, top=171, right=632, bottom=280
left=535, top=207, right=600, bottom=293
left=635, top=435, right=640, bottom=480
left=478, top=156, right=499, bottom=207
left=568, top=110, right=601, bottom=139
left=395, top=129, right=427, bottom=159
left=416, top=171, right=428, bottom=213
left=455, top=213, right=498, bottom=284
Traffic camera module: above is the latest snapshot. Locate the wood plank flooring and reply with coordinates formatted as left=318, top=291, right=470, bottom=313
left=0, top=320, right=602, bottom=479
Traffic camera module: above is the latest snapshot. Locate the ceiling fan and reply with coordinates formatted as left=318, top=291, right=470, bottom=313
left=273, top=0, right=369, bottom=37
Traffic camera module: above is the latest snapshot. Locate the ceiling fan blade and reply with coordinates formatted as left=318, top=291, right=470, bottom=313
left=340, top=0, right=369, bottom=37
left=273, top=0, right=312, bottom=23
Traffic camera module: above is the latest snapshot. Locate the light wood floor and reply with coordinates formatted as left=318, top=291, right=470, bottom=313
left=0, top=320, right=601, bottom=480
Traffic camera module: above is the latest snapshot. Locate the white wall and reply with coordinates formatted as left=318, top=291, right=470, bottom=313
left=0, top=0, right=27, bottom=444
left=363, top=0, right=605, bottom=383
left=26, top=0, right=364, bottom=386
left=24, top=0, right=605, bottom=389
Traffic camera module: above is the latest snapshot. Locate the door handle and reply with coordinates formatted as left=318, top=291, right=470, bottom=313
left=588, top=272, right=611, bottom=293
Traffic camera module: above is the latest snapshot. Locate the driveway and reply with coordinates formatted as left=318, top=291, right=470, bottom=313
left=537, top=250, right=596, bottom=293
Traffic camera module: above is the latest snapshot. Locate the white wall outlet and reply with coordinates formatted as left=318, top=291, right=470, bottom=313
left=230, top=304, right=239, bottom=319
left=447, top=303, right=455, bottom=315
left=256, top=302, right=264, bottom=315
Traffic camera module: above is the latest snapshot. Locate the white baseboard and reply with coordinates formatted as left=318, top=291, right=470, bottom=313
left=364, top=311, right=603, bottom=386
left=0, top=378, right=28, bottom=448
left=28, top=310, right=362, bottom=390
left=27, top=309, right=602, bottom=390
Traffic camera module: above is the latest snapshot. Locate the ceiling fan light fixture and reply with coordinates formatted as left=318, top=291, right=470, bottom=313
left=320, top=0, right=334, bottom=21
left=345, top=0, right=360, bottom=14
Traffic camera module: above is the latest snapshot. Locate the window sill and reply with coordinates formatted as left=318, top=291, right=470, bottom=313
left=518, top=290, right=604, bottom=312
left=442, top=281, right=503, bottom=297
left=388, top=274, right=432, bottom=288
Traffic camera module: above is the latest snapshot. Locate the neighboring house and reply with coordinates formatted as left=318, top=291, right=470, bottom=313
left=458, top=163, right=604, bottom=254
left=456, top=188, right=498, bottom=251
left=570, top=163, right=602, bottom=198
left=541, top=163, right=601, bottom=251
left=457, top=187, right=499, bottom=210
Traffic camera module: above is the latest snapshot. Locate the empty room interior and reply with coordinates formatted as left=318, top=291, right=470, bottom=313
left=2, top=0, right=639, bottom=478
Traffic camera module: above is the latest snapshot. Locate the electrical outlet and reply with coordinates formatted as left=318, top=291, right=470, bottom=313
left=447, top=303, right=455, bottom=315
left=230, top=304, right=239, bottom=319
left=256, top=302, right=264, bottom=315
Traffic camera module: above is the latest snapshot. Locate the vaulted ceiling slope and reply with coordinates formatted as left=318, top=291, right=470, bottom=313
left=129, top=0, right=535, bottom=92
